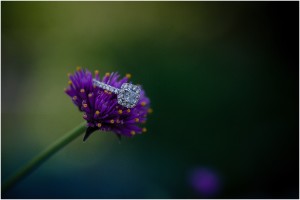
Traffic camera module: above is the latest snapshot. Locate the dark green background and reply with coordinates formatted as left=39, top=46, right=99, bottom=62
left=2, top=2, right=299, bottom=198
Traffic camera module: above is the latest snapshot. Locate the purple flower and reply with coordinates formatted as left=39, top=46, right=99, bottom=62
left=65, top=67, right=152, bottom=141
left=189, top=167, right=221, bottom=197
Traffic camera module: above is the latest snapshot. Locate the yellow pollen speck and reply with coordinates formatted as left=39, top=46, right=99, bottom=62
left=142, top=128, right=147, bottom=133
left=95, top=110, right=100, bottom=115
left=97, top=123, right=102, bottom=128
left=105, top=72, right=110, bottom=77
left=95, top=70, right=99, bottom=75
left=68, top=80, right=72, bottom=85
left=135, top=118, right=139, bottom=122
left=110, top=119, right=114, bottom=124
left=148, top=108, right=153, bottom=113
left=126, top=73, right=131, bottom=79
left=80, top=89, right=85, bottom=93
left=127, top=109, right=131, bottom=113
left=130, top=131, right=136, bottom=136
left=76, top=66, right=81, bottom=71
left=72, top=96, right=77, bottom=100
left=141, top=101, right=146, bottom=106
left=88, top=93, right=93, bottom=97
left=83, top=104, right=88, bottom=108
left=109, top=92, right=112, bottom=95
left=118, top=110, right=123, bottom=114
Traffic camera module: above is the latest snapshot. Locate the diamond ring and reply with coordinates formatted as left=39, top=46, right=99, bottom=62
left=93, top=79, right=141, bottom=108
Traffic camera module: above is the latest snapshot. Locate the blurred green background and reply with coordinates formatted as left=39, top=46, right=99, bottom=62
left=2, top=2, right=299, bottom=198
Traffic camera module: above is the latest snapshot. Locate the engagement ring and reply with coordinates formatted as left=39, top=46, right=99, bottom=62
left=93, top=79, right=141, bottom=108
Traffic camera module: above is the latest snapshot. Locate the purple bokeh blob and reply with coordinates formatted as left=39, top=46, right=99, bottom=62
left=189, top=167, right=221, bottom=197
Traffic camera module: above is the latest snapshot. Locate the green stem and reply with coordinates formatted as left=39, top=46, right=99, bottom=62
left=2, top=122, right=86, bottom=193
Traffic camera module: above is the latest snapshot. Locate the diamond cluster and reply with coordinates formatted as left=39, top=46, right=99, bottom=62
left=117, top=83, right=141, bottom=108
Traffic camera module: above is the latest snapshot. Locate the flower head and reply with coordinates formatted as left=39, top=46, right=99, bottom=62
left=65, top=67, right=151, bottom=140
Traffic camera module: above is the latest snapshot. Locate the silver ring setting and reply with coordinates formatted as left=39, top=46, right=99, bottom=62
left=93, top=79, right=141, bottom=108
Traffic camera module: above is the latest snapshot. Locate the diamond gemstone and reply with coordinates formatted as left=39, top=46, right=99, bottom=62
left=124, top=90, right=136, bottom=102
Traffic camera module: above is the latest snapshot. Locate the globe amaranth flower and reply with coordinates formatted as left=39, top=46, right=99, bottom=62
left=65, top=67, right=152, bottom=141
